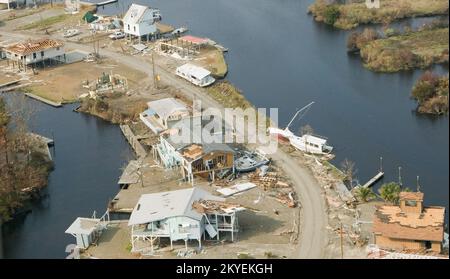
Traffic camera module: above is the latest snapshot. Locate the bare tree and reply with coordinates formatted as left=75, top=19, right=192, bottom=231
left=300, top=124, right=314, bottom=136
left=341, top=158, right=357, bottom=188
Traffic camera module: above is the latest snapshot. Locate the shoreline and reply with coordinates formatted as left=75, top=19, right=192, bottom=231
left=0, top=4, right=396, bottom=259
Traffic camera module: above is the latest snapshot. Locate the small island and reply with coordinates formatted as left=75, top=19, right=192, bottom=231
left=308, top=0, right=449, bottom=30
left=411, top=71, right=449, bottom=115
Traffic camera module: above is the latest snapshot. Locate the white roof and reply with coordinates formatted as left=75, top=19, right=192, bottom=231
left=147, top=98, right=189, bottom=120
left=65, top=217, right=100, bottom=235
left=123, top=3, right=153, bottom=25
left=128, top=187, right=224, bottom=226
left=177, top=64, right=211, bottom=80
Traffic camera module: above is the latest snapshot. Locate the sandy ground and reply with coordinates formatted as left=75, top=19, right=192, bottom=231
left=0, top=57, right=149, bottom=102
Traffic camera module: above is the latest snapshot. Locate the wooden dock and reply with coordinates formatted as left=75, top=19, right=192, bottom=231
left=362, top=171, right=384, bottom=188
left=120, top=125, right=147, bottom=158
left=24, top=93, right=62, bottom=107
left=0, top=80, right=20, bottom=89
left=96, top=0, right=118, bottom=6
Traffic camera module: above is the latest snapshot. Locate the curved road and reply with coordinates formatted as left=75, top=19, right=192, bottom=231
left=0, top=29, right=328, bottom=258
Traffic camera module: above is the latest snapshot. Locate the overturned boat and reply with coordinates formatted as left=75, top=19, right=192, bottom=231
left=269, top=102, right=333, bottom=155
left=234, top=150, right=270, bottom=173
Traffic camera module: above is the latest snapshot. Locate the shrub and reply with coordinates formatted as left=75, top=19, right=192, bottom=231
left=323, top=5, right=340, bottom=25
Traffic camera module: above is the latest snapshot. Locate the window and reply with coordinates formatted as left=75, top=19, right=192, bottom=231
left=134, top=26, right=136, bottom=32
left=56, top=47, right=60, bottom=51
left=406, top=200, right=417, bottom=207
left=33, top=53, right=36, bottom=59
left=41, top=51, right=44, bottom=57
left=128, top=24, right=130, bottom=31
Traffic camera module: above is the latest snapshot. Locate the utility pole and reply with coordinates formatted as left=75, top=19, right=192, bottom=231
left=152, top=52, right=158, bottom=89
left=416, top=176, right=421, bottom=192
left=398, top=166, right=402, bottom=188
left=340, top=223, right=344, bottom=259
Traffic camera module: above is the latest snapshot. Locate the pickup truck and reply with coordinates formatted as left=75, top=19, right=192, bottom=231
left=109, top=31, right=126, bottom=40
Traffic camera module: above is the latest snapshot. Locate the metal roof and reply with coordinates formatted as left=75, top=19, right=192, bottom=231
left=176, top=63, right=211, bottom=80
left=179, top=35, right=208, bottom=45
left=123, top=3, right=157, bottom=25
left=165, top=116, right=235, bottom=156
left=147, top=98, right=189, bottom=120
left=128, top=187, right=224, bottom=226
left=65, top=217, right=100, bottom=235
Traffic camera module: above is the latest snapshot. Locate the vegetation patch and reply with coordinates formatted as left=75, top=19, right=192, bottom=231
left=308, top=0, right=449, bottom=30
left=19, top=14, right=71, bottom=30
left=411, top=71, right=449, bottom=115
left=359, top=28, right=449, bottom=72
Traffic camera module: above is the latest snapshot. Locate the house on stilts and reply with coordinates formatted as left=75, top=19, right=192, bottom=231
left=3, top=38, right=66, bottom=72
left=128, top=187, right=245, bottom=253
left=152, top=116, right=236, bottom=185
left=123, top=3, right=162, bottom=43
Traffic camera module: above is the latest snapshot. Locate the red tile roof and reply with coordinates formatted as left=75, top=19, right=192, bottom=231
left=5, top=38, right=64, bottom=56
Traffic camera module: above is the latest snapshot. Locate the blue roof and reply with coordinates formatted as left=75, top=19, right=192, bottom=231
left=143, top=108, right=156, bottom=116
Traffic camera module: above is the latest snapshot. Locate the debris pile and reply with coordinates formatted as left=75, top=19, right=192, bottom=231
left=248, top=167, right=297, bottom=208
left=192, top=199, right=245, bottom=214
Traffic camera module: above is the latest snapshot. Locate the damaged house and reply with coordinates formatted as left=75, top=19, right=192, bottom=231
left=153, top=116, right=235, bottom=185
left=128, top=187, right=244, bottom=253
left=4, top=38, right=65, bottom=71
left=139, top=98, right=190, bottom=134
left=372, top=191, right=446, bottom=254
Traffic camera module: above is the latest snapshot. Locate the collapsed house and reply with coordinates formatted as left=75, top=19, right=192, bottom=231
left=90, top=72, right=128, bottom=94
left=156, top=35, right=208, bottom=59
left=123, top=3, right=162, bottom=42
left=153, top=116, right=235, bottom=185
left=372, top=191, right=446, bottom=254
left=3, top=38, right=65, bottom=71
left=128, top=187, right=244, bottom=253
left=139, top=98, right=190, bottom=134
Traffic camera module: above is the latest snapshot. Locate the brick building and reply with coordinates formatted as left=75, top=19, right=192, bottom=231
left=373, top=191, right=446, bottom=253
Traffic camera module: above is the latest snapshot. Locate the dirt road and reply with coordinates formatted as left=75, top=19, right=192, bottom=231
left=0, top=29, right=328, bottom=258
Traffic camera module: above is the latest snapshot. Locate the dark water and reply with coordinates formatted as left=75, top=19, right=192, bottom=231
left=2, top=0, right=449, bottom=258
left=97, top=0, right=448, bottom=214
left=2, top=96, right=133, bottom=258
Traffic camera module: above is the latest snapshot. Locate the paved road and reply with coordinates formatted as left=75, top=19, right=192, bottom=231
left=0, top=29, right=328, bottom=258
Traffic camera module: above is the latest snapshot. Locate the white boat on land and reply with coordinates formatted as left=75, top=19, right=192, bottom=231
left=175, top=63, right=215, bottom=87
left=63, top=29, right=80, bottom=38
left=268, top=102, right=333, bottom=155
left=171, top=27, right=188, bottom=36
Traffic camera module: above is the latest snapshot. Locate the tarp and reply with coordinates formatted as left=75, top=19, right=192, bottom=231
left=82, top=11, right=98, bottom=24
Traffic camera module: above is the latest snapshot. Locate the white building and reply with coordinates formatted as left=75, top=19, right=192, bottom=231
left=4, top=38, right=65, bottom=71
left=175, top=63, right=215, bottom=87
left=123, top=3, right=161, bottom=42
left=128, top=187, right=244, bottom=253
left=0, top=0, right=15, bottom=10
left=64, top=0, right=80, bottom=14
left=139, top=98, right=190, bottom=134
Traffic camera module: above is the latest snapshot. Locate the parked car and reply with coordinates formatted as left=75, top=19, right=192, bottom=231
left=109, top=31, right=126, bottom=40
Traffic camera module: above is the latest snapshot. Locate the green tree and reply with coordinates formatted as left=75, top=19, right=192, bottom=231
left=354, top=187, right=377, bottom=203
left=323, top=5, right=340, bottom=25
left=378, top=182, right=402, bottom=204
